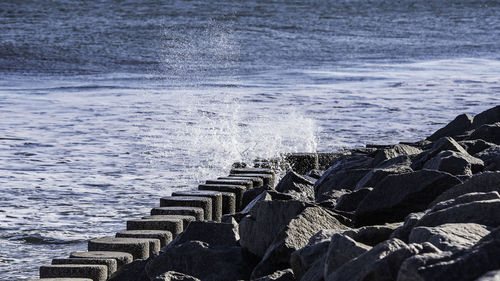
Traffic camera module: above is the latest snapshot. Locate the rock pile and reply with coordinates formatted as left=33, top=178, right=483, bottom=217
left=30, top=105, right=500, bottom=281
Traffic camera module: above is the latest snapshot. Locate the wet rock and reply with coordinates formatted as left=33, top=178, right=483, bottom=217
left=252, top=269, right=295, bottom=281
left=169, top=221, right=239, bottom=248
left=355, top=170, right=461, bottom=225
left=423, top=150, right=484, bottom=176
left=372, top=144, right=422, bottom=166
left=275, top=171, right=315, bottom=201
left=334, top=188, right=372, bottom=212
left=409, top=223, right=491, bottom=252
left=324, top=233, right=371, bottom=279
left=467, top=123, right=500, bottom=145
left=472, top=105, right=500, bottom=129
left=151, top=271, right=201, bottom=281
left=145, top=241, right=254, bottom=281
left=52, top=258, right=117, bottom=278
left=427, top=113, right=474, bottom=141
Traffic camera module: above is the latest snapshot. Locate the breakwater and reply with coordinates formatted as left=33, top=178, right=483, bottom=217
left=29, top=105, right=500, bottom=281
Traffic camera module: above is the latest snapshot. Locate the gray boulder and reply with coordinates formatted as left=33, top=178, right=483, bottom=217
left=427, top=113, right=474, bottom=141
left=343, top=223, right=403, bottom=246
left=275, top=171, right=315, bottom=201
left=355, top=170, right=461, bottom=225
left=334, top=188, right=372, bottom=212
left=108, top=258, right=150, bottom=281
left=429, top=191, right=500, bottom=213
left=411, top=137, right=468, bottom=170
left=472, top=105, right=500, bottom=129
left=409, top=223, right=491, bottom=252
left=252, top=269, right=295, bottom=281
left=423, top=150, right=484, bottom=176
left=251, top=207, right=349, bottom=279
left=475, top=146, right=500, bottom=171
left=391, top=212, right=425, bottom=243
left=324, top=233, right=371, bottom=278
left=468, top=123, right=500, bottom=145
left=151, top=271, right=200, bottom=281
left=372, top=144, right=422, bottom=166
left=169, top=221, right=239, bottom=248
left=355, top=165, right=413, bottom=190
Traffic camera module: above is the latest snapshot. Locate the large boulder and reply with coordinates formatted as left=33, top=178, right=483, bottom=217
left=411, top=137, right=468, bottom=170
left=459, top=139, right=497, bottom=155
left=145, top=241, right=255, bottom=281
left=324, top=233, right=371, bottom=278
left=251, top=206, right=349, bottom=279
left=334, top=188, right=372, bottom=212
left=169, top=221, right=239, bottom=248
left=354, top=164, right=413, bottom=190
left=372, top=144, right=422, bottom=166
left=429, top=191, right=500, bottom=213
left=275, top=171, right=315, bottom=201
left=471, top=105, right=500, bottom=129
left=423, top=150, right=484, bottom=176
left=355, top=170, right=461, bottom=225
left=427, top=113, right=474, bottom=141
left=108, top=258, right=150, bottom=281
left=343, top=223, right=403, bottom=246
left=468, top=123, right=500, bottom=145
left=475, top=146, right=500, bottom=171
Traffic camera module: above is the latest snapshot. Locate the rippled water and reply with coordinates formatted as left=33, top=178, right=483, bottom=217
left=1, top=0, right=499, bottom=280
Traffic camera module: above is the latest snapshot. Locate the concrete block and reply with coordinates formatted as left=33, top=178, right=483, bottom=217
left=282, top=152, right=319, bottom=175
left=219, top=191, right=236, bottom=215
left=206, top=179, right=253, bottom=190
left=142, top=215, right=195, bottom=229
left=116, top=230, right=172, bottom=247
left=51, top=258, right=116, bottom=277
left=39, top=264, right=107, bottom=281
left=150, top=206, right=204, bottom=221
left=88, top=237, right=159, bottom=260
left=218, top=176, right=264, bottom=188
left=172, top=190, right=223, bottom=222
left=159, top=196, right=212, bottom=221
left=198, top=184, right=246, bottom=212
left=69, top=251, right=132, bottom=268
left=127, top=217, right=183, bottom=237
left=228, top=173, right=274, bottom=187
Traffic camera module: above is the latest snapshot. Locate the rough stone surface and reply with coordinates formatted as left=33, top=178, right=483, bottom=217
left=143, top=215, right=195, bottom=229
left=373, top=144, right=422, bottom=166
left=427, top=113, right=474, bottom=141
left=40, top=265, right=107, bottom=281
left=391, top=212, right=425, bottom=243
left=127, top=218, right=183, bottom=238
left=324, top=233, right=371, bottom=278
left=51, top=258, right=117, bottom=278
left=169, top=221, right=239, bottom=247
left=198, top=184, right=245, bottom=212
left=150, top=206, right=204, bottom=221
left=459, top=139, right=497, bottom=155
left=229, top=173, right=274, bottom=187
left=151, top=271, right=201, bottom=281
left=475, top=147, right=500, bottom=171
left=242, top=186, right=273, bottom=211
left=159, top=196, right=212, bottom=221
left=472, top=105, right=500, bottom=128
left=28, top=279, right=93, bottom=281
left=409, top=223, right=491, bottom=252
left=355, top=170, right=461, bottom=225
left=354, top=164, right=413, bottom=190
left=251, top=206, right=350, bottom=278
left=282, top=153, right=319, bottom=175
left=343, top=223, right=403, bottom=246
left=219, top=176, right=264, bottom=188
left=423, top=150, right=484, bottom=176
left=88, top=237, right=159, bottom=260
left=475, top=270, right=500, bottom=281
left=108, top=258, right=150, bottom=281
left=252, top=269, right=295, bottom=281
left=334, top=188, right=372, bottom=212
left=468, top=123, right=500, bottom=145
left=69, top=251, right=133, bottom=268
left=429, top=191, right=500, bottom=213
left=172, top=190, right=223, bottom=222
left=206, top=179, right=253, bottom=190
left=411, top=137, right=468, bottom=170
left=116, top=230, right=173, bottom=248
left=275, top=171, right=315, bottom=201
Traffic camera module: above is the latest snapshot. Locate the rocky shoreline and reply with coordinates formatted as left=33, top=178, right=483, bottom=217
left=30, top=105, right=500, bottom=281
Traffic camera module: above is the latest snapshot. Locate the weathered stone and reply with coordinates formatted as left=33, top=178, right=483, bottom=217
left=219, top=176, right=264, bottom=188
left=252, top=269, right=295, bottom=281
left=423, top=150, right=484, bottom=176
left=170, top=221, right=239, bottom=247
left=52, top=258, right=117, bottom=278
left=355, top=164, right=413, bottom=190
left=40, top=265, right=107, bottom=281
left=127, top=218, right=183, bottom=238
left=318, top=152, right=344, bottom=170
left=275, top=171, right=315, bottom=201
left=251, top=206, right=350, bottom=278
left=397, top=238, right=500, bottom=281
left=335, top=188, right=372, bottom=212
left=108, top=258, right=149, bottom=281
left=150, top=206, right=204, bottom=221
left=239, top=200, right=308, bottom=258
left=468, top=123, right=500, bottom=145
left=172, top=190, right=223, bottom=222
left=460, top=139, right=497, bottom=155
left=145, top=241, right=255, bottom=281
left=242, top=185, right=273, bottom=211
left=355, top=170, right=461, bottom=225
left=409, top=223, right=491, bottom=252
left=324, top=233, right=371, bottom=279
left=472, top=105, right=500, bottom=129
left=429, top=191, right=500, bottom=213
left=391, top=212, right=425, bottom=243
left=475, top=270, right=500, bottom=281
left=344, top=223, right=403, bottom=246
left=143, top=215, right=195, bottom=229
left=230, top=168, right=275, bottom=187
left=411, top=137, right=468, bottom=170
left=116, top=230, right=173, bottom=248
left=282, top=152, right=319, bottom=175
left=88, top=237, right=159, bottom=260
left=306, top=169, right=324, bottom=180
left=160, top=196, right=212, bottom=221
left=427, top=113, right=474, bottom=141
left=373, top=144, right=423, bottom=166
left=198, top=184, right=245, bottom=212
left=206, top=179, right=253, bottom=190
left=475, top=146, right=500, bottom=171
left=430, top=172, right=500, bottom=206
left=69, top=251, right=133, bottom=268
left=151, top=271, right=201, bottom=281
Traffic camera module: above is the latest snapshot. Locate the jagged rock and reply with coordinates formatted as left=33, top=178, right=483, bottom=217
left=375, top=155, right=414, bottom=169
left=460, top=139, right=497, bottom=155
left=334, top=188, right=372, bottom=212
left=145, top=241, right=255, bottom=281
left=239, top=200, right=308, bottom=258
left=314, top=155, right=373, bottom=202
left=475, top=270, right=500, bottom=281
left=242, top=186, right=273, bottom=210
left=151, top=271, right=200, bottom=281
left=343, top=223, right=403, bottom=246
left=372, top=144, right=423, bottom=166
left=411, top=137, right=468, bottom=170
left=429, top=191, right=500, bottom=213
left=354, top=164, right=413, bottom=190
left=468, top=123, right=500, bottom=145
left=397, top=238, right=500, bottom=281
left=391, top=212, right=425, bottom=242
left=427, top=113, right=474, bottom=141
left=324, top=233, right=371, bottom=279
left=275, top=171, right=315, bottom=201
left=306, top=169, right=324, bottom=180
left=409, top=223, right=491, bottom=252
left=355, top=170, right=461, bottom=225
left=475, top=146, right=500, bottom=171
left=251, top=207, right=349, bottom=279
left=430, top=172, right=500, bottom=206
left=423, top=150, right=484, bottom=176
left=169, top=221, right=239, bottom=248
left=472, top=105, right=500, bottom=129
left=252, top=269, right=295, bottom=281
left=108, top=258, right=150, bottom=281
left=325, top=238, right=426, bottom=281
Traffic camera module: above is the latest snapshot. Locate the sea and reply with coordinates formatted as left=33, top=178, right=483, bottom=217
left=0, top=0, right=499, bottom=279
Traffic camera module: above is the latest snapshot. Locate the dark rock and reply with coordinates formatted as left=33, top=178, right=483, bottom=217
left=397, top=238, right=500, bottom=281
left=283, top=153, right=319, bottom=175
left=472, top=105, right=500, bottom=129
left=343, top=223, right=403, bottom=246
left=468, top=123, right=500, bottom=145
left=306, top=169, right=324, bottom=180
left=251, top=206, right=349, bottom=279
left=459, top=139, right=497, bottom=155
left=275, top=171, right=315, bottom=201
left=391, top=212, right=425, bottom=242
left=430, top=191, right=500, bottom=213
left=430, top=171, right=500, bottom=206
left=108, top=258, right=150, bottom=281
left=169, top=221, right=239, bottom=248
left=475, top=146, right=500, bottom=171
left=355, top=170, right=461, bottom=225
left=475, top=270, right=500, bottom=281
left=355, top=164, right=413, bottom=190
left=409, top=223, right=491, bottom=252
left=242, top=185, right=273, bottom=210
left=372, top=144, right=423, bottom=166
left=145, top=241, right=255, bottom=281
left=334, top=188, right=372, bottom=212
left=151, top=271, right=201, bottom=281
left=427, top=113, right=474, bottom=141
left=324, top=233, right=371, bottom=279
left=317, top=152, right=345, bottom=170
left=411, top=137, right=468, bottom=170
left=252, top=269, right=295, bottom=281
left=423, top=150, right=484, bottom=176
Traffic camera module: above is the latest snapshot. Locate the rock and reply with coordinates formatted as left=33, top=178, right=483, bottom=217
left=372, top=144, right=423, bottom=166
left=472, top=105, right=500, bottom=129
left=51, top=258, right=117, bottom=278
left=429, top=191, right=500, bottom=213
left=325, top=238, right=422, bottom=281
left=334, top=188, right=372, bottom=212
left=423, top=150, right=484, bottom=176
left=28, top=278, right=93, bottom=281
left=108, top=259, right=150, bottom=281
left=324, top=233, right=371, bottom=278
left=219, top=176, right=264, bottom=188
left=143, top=215, right=195, bottom=229
left=391, top=212, right=425, bottom=242
left=475, top=146, right=500, bottom=171
left=242, top=185, right=273, bottom=210
left=355, top=164, right=413, bottom=190
left=355, top=170, right=461, bottom=225
left=306, top=169, right=324, bottom=180
left=275, top=171, right=315, bottom=201
left=252, top=269, right=295, bottom=281
left=39, top=265, right=108, bottom=281
left=430, top=171, right=500, bottom=206
left=282, top=152, right=319, bottom=175
left=69, top=251, right=133, bottom=268
left=169, top=221, right=239, bottom=247
left=251, top=206, right=349, bottom=278
left=411, top=137, right=468, bottom=170
left=409, top=223, right=491, bottom=252
left=468, top=123, right=500, bottom=145
left=150, top=206, right=205, bottom=221
left=459, top=139, right=497, bottom=155
left=151, top=271, right=201, bottom=281
left=343, top=223, right=403, bottom=246
left=239, top=200, right=308, bottom=257
left=229, top=173, right=274, bottom=188
left=427, top=113, right=474, bottom=141
left=397, top=238, right=500, bottom=281
left=475, top=270, right=500, bottom=281
left=145, top=241, right=255, bottom=281
left=198, top=184, right=245, bottom=212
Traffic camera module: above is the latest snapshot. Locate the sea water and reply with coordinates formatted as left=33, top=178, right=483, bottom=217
left=0, top=0, right=499, bottom=279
